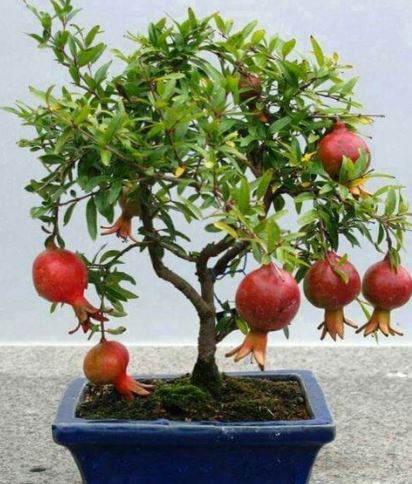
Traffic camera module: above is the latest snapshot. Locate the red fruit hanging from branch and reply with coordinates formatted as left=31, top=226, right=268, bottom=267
left=101, top=188, right=140, bottom=242
left=357, top=257, right=412, bottom=337
left=317, top=121, right=370, bottom=196
left=83, top=339, right=154, bottom=399
left=226, top=264, right=300, bottom=370
left=304, top=252, right=360, bottom=340
left=32, top=243, right=108, bottom=333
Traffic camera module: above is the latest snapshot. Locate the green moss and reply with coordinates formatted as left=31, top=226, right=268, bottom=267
left=156, top=383, right=212, bottom=414
left=77, top=375, right=310, bottom=422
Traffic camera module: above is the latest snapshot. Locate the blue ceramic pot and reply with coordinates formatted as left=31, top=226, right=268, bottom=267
left=53, top=370, right=335, bottom=484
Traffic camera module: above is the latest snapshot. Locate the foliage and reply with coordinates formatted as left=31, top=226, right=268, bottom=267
left=9, top=0, right=411, bottom=345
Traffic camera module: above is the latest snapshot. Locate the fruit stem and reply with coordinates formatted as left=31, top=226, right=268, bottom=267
left=44, top=236, right=58, bottom=250
left=314, top=199, right=329, bottom=258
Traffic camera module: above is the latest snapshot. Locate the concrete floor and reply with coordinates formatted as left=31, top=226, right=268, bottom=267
left=0, top=346, right=411, bottom=484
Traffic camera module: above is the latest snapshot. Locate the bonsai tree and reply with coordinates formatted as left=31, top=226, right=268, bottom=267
left=10, top=0, right=412, bottom=397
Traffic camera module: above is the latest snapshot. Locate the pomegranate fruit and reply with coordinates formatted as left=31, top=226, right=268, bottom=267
left=317, top=121, right=370, bottom=180
left=101, top=188, right=140, bottom=242
left=238, top=73, right=269, bottom=123
left=357, top=257, right=412, bottom=337
left=83, top=338, right=154, bottom=399
left=226, top=263, right=300, bottom=370
left=239, top=73, right=261, bottom=103
left=304, top=252, right=361, bottom=340
left=32, top=243, right=107, bottom=333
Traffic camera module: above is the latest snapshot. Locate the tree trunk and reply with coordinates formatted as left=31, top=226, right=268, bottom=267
left=191, top=263, right=222, bottom=395
left=191, top=312, right=222, bottom=395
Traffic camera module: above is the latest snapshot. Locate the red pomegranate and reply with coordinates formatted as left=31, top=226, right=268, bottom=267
left=357, top=257, right=412, bottom=337
left=32, top=243, right=107, bottom=333
left=317, top=121, right=370, bottom=180
left=101, top=188, right=140, bottom=242
left=226, top=263, right=300, bottom=370
left=83, top=339, right=154, bottom=399
left=304, top=252, right=361, bottom=340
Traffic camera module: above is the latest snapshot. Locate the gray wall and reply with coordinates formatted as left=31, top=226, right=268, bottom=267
left=1, top=0, right=412, bottom=346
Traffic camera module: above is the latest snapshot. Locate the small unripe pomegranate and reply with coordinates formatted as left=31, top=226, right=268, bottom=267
left=226, top=263, right=300, bottom=370
left=239, top=73, right=261, bottom=103
left=357, top=258, right=412, bottom=337
left=304, top=252, right=361, bottom=340
left=317, top=121, right=370, bottom=180
left=238, top=73, right=269, bottom=123
left=83, top=339, right=154, bottom=399
left=101, top=188, right=140, bottom=242
left=32, top=243, right=107, bottom=333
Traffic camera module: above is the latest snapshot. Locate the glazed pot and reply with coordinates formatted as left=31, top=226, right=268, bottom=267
left=53, top=370, right=335, bottom=484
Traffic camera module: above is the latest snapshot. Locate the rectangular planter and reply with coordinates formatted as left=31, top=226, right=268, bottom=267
left=52, top=370, right=335, bottom=484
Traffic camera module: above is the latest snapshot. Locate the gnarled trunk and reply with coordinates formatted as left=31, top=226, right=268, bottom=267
left=191, top=312, right=221, bottom=395
left=191, top=260, right=222, bottom=395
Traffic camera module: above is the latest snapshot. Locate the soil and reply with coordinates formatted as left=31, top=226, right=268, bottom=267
left=76, top=375, right=311, bottom=422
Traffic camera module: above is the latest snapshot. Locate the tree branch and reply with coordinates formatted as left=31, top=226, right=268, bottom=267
left=213, top=241, right=248, bottom=277
left=157, top=241, right=198, bottom=262
left=139, top=184, right=213, bottom=318
left=197, top=236, right=232, bottom=263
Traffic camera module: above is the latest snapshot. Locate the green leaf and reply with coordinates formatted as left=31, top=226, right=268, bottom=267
left=86, top=197, right=98, bottom=240
left=55, top=128, right=73, bottom=154
left=103, top=109, right=125, bottom=143
left=339, top=156, right=356, bottom=183
left=358, top=299, right=371, bottom=320
left=214, top=14, right=225, bottom=32
left=236, top=177, right=250, bottom=214
left=294, top=192, right=314, bottom=204
left=63, top=203, right=76, bottom=226
left=241, top=20, right=258, bottom=39
left=100, top=149, right=112, bottom=166
left=256, top=169, right=273, bottom=199
left=352, top=149, right=369, bottom=178
left=298, top=209, right=318, bottom=226
left=74, top=104, right=90, bottom=124
left=252, top=29, right=265, bottom=44
left=30, top=206, right=49, bottom=219
left=266, top=220, right=280, bottom=253
left=340, top=77, right=358, bottom=96
left=236, top=317, right=249, bottom=335
left=108, top=180, right=123, bottom=205
left=100, top=250, right=121, bottom=263
left=85, top=25, right=101, bottom=47
left=310, top=36, right=324, bottom=66
left=333, top=266, right=349, bottom=284
left=282, top=39, right=296, bottom=58
left=214, top=221, right=238, bottom=239
left=270, top=116, right=291, bottom=134
left=106, top=326, right=127, bottom=335
left=385, top=188, right=397, bottom=215
left=77, top=43, right=105, bottom=67
left=109, top=286, right=138, bottom=300
left=69, top=65, right=80, bottom=84
left=94, top=61, right=111, bottom=84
